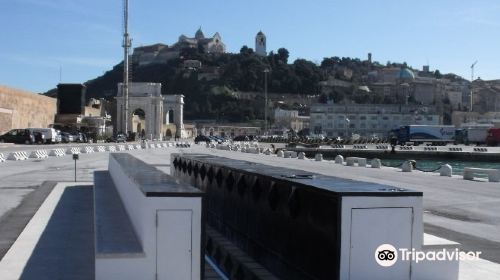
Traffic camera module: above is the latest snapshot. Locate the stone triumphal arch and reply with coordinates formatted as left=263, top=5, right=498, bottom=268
left=116, top=82, right=184, bottom=140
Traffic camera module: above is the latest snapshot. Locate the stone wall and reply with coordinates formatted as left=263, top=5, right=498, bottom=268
left=0, top=85, right=57, bottom=134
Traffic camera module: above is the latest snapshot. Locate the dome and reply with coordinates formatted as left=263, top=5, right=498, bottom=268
left=397, top=68, right=415, bottom=80
left=195, top=28, right=205, bottom=39
left=257, top=30, right=265, bottom=36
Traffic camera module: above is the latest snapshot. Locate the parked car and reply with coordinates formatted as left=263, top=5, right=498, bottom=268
left=75, top=132, right=88, bottom=143
left=61, top=132, right=75, bottom=143
left=33, top=132, right=45, bottom=144
left=232, top=135, right=250, bottom=141
left=194, top=135, right=211, bottom=144
left=0, top=129, right=35, bottom=144
left=106, top=134, right=127, bottom=143
left=55, top=130, right=62, bottom=143
left=27, top=128, right=58, bottom=144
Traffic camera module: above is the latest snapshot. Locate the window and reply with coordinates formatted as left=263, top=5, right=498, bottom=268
left=360, top=116, right=367, bottom=120
left=371, top=116, right=378, bottom=120
left=350, top=124, right=356, bottom=128
left=382, top=116, right=389, bottom=120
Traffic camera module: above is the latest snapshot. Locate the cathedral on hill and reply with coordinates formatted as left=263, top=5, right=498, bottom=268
left=132, top=28, right=226, bottom=66
left=177, top=27, right=226, bottom=54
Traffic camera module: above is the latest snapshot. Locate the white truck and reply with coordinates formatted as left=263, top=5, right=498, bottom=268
left=455, top=125, right=492, bottom=145
left=396, top=125, right=455, bottom=146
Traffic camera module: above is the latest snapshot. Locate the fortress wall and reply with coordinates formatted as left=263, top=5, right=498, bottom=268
left=0, top=85, right=57, bottom=134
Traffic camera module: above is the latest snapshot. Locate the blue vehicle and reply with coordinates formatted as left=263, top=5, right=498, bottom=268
left=396, top=125, right=455, bottom=145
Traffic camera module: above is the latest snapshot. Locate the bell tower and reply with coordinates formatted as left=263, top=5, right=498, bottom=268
left=255, top=31, right=266, bottom=56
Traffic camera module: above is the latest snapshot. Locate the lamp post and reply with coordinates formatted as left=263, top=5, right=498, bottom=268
left=263, top=69, right=270, bottom=135
left=470, top=61, right=477, bottom=112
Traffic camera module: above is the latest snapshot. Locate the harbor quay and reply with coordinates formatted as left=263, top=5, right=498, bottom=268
left=0, top=142, right=498, bottom=279
left=287, top=144, right=500, bottom=162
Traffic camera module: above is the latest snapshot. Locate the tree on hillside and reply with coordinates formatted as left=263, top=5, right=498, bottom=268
left=277, top=48, right=289, bottom=64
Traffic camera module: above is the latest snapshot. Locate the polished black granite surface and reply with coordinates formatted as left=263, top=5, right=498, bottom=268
left=174, top=153, right=422, bottom=197
left=111, top=153, right=203, bottom=197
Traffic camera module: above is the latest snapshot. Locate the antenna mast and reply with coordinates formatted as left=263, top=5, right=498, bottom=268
left=122, top=0, right=131, bottom=134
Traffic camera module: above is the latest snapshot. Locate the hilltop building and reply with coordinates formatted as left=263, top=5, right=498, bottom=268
left=132, top=28, right=226, bottom=66
left=255, top=31, right=267, bottom=56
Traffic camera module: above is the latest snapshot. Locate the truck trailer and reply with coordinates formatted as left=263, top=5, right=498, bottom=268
left=396, top=125, right=455, bottom=145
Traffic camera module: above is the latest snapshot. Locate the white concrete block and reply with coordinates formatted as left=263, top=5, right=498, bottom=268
left=371, top=158, right=381, bottom=168
left=402, top=161, right=413, bottom=172
left=439, top=164, right=452, bottom=177
left=315, top=153, right=323, bottom=161
left=277, top=150, right=284, bottom=157
left=298, top=152, right=306, bottom=159
left=335, top=155, right=344, bottom=164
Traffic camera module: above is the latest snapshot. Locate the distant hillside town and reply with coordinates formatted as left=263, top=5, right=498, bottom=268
left=34, top=28, right=500, bottom=140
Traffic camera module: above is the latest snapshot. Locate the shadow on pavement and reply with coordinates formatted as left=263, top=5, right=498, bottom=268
left=20, top=185, right=94, bottom=280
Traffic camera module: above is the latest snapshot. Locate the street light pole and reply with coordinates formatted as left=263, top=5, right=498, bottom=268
left=470, top=60, right=477, bottom=112
left=263, top=69, right=270, bottom=135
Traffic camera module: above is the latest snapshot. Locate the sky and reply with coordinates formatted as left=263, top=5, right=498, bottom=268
left=1, top=0, right=499, bottom=93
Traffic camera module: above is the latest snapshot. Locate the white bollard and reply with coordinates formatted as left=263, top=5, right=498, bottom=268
left=315, top=153, right=323, bottom=161
left=264, top=149, right=271, bottom=155
left=371, top=158, right=382, bottom=168
left=335, top=155, right=344, bottom=164
left=346, top=157, right=355, bottom=166
left=298, top=152, right=306, bottom=159
left=277, top=150, right=284, bottom=157
left=402, top=161, right=413, bottom=172
left=358, top=158, right=367, bottom=167
left=439, top=164, right=452, bottom=177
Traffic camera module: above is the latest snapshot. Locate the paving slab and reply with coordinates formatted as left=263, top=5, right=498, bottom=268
left=0, top=145, right=498, bottom=279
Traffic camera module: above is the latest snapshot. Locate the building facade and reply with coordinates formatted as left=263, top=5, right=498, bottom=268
left=310, top=103, right=440, bottom=138
left=0, top=85, right=57, bottom=135
left=273, top=108, right=310, bottom=132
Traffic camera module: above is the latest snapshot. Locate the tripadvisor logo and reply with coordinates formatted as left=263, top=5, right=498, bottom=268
left=375, top=243, right=482, bottom=267
left=375, top=244, right=398, bottom=267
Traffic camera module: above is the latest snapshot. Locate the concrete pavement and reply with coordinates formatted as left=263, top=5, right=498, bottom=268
left=0, top=144, right=499, bottom=279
